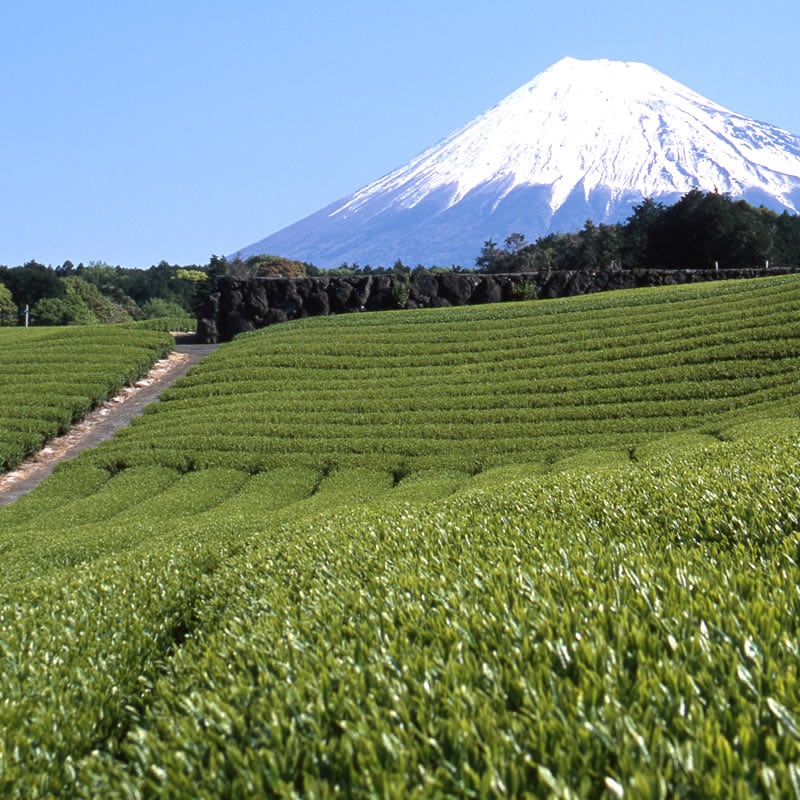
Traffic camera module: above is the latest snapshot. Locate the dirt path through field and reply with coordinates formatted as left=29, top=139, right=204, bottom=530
left=0, top=340, right=219, bottom=507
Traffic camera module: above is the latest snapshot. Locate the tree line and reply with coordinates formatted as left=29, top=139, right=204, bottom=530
left=0, top=253, right=372, bottom=327
left=475, top=190, right=800, bottom=273
left=0, top=260, right=220, bottom=326
left=2, top=191, right=798, bottom=325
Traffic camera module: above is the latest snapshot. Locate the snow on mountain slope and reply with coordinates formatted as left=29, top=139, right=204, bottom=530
left=236, top=57, right=800, bottom=267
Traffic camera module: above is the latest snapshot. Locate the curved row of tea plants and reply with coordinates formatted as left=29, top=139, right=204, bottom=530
left=90, top=274, right=800, bottom=474
left=83, top=435, right=800, bottom=798
left=1, top=433, right=799, bottom=796
left=0, top=326, right=173, bottom=472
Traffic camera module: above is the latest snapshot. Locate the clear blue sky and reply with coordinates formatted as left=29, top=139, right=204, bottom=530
left=2, top=0, right=798, bottom=268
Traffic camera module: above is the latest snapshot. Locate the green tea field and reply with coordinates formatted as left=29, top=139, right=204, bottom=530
left=0, top=326, right=173, bottom=472
left=1, top=275, right=799, bottom=797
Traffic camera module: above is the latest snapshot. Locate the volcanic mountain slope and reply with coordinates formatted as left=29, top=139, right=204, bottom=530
left=237, top=57, right=800, bottom=267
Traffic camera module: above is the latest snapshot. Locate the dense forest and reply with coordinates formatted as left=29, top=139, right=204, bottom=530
left=1, top=191, right=798, bottom=325
left=475, top=190, right=800, bottom=274
left=0, top=261, right=215, bottom=326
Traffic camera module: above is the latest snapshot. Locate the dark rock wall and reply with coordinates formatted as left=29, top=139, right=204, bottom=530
left=197, top=268, right=800, bottom=343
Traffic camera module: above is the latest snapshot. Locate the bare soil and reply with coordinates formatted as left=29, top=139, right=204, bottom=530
left=0, top=342, right=219, bottom=507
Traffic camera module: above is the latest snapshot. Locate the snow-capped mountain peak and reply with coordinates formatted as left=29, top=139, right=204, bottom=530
left=236, top=57, right=800, bottom=267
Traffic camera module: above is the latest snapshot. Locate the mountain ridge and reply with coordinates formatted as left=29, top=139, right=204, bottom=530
left=236, top=57, right=800, bottom=267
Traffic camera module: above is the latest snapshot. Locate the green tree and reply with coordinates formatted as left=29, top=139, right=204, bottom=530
left=141, top=297, right=191, bottom=320
left=391, top=259, right=411, bottom=274
left=622, top=198, right=667, bottom=268
left=176, top=268, right=208, bottom=283
left=207, top=255, right=229, bottom=279
left=475, top=239, right=500, bottom=271
left=34, top=291, right=92, bottom=325
left=476, top=239, right=519, bottom=272
left=33, top=277, right=126, bottom=325
left=592, top=223, right=624, bottom=270
left=4, top=261, right=63, bottom=307
left=648, top=190, right=772, bottom=269
left=504, top=232, right=528, bottom=254
left=0, top=283, right=17, bottom=325
left=244, top=255, right=307, bottom=278
left=770, top=210, right=800, bottom=267
left=66, top=277, right=129, bottom=322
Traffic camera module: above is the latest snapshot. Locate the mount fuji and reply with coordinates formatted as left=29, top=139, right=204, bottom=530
left=236, top=57, right=800, bottom=268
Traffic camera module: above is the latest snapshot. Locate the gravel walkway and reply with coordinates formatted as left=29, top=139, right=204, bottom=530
left=0, top=341, right=219, bottom=507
